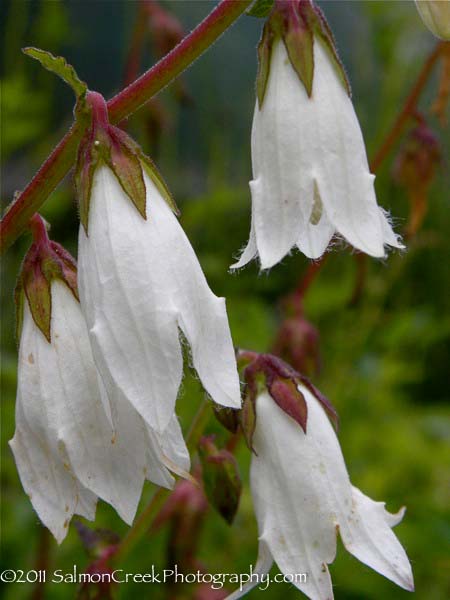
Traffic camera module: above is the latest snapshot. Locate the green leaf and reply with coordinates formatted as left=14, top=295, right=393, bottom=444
left=247, top=0, right=274, bottom=18
left=23, top=47, right=87, bottom=99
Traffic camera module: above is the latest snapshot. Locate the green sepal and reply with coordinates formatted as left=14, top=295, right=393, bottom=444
left=75, top=111, right=179, bottom=232
left=16, top=231, right=79, bottom=344
left=257, top=0, right=351, bottom=104
left=240, top=394, right=257, bottom=452
left=283, top=14, right=314, bottom=97
left=198, top=437, right=242, bottom=525
left=301, top=1, right=351, bottom=97
left=23, top=47, right=88, bottom=100
left=45, top=242, right=79, bottom=302
left=74, top=134, right=97, bottom=233
left=212, top=403, right=240, bottom=435
left=268, top=377, right=308, bottom=433
left=140, top=156, right=180, bottom=216
left=22, top=263, right=52, bottom=343
left=14, top=283, right=25, bottom=344
left=256, top=22, right=276, bottom=107
left=117, top=127, right=179, bottom=216
left=247, top=0, right=275, bottom=18
left=108, top=136, right=147, bottom=221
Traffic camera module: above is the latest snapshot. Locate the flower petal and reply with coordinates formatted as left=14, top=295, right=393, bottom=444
left=46, top=282, right=148, bottom=525
left=310, top=41, right=399, bottom=257
left=79, top=166, right=240, bottom=431
left=251, top=391, right=341, bottom=599
left=9, top=413, right=97, bottom=544
left=249, top=40, right=315, bottom=268
left=78, top=166, right=184, bottom=434
left=338, top=486, right=414, bottom=591
left=296, top=182, right=335, bottom=259
left=9, top=302, right=99, bottom=543
left=231, top=192, right=258, bottom=269
left=141, top=172, right=241, bottom=411
left=225, top=539, right=273, bottom=600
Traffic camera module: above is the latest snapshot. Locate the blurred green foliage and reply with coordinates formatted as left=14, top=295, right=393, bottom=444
left=1, top=1, right=449, bottom=600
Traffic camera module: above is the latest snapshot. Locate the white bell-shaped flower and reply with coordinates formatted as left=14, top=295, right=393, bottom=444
left=78, top=165, right=241, bottom=435
left=233, top=39, right=403, bottom=270
left=10, top=280, right=189, bottom=543
left=228, top=387, right=414, bottom=600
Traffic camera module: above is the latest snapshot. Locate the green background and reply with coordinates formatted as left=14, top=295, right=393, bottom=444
left=1, top=1, right=449, bottom=599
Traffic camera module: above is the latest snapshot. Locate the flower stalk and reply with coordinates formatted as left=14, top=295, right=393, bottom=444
left=370, top=41, right=445, bottom=172
left=0, top=0, right=253, bottom=255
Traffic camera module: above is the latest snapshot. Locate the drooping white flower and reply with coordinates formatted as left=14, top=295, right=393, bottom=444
left=77, top=162, right=241, bottom=434
left=228, top=387, right=414, bottom=600
left=233, top=3, right=402, bottom=270
left=415, top=0, right=450, bottom=40
left=75, top=92, right=241, bottom=436
left=11, top=232, right=189, bottom=542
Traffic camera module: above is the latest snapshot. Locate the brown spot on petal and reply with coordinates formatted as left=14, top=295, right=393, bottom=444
left=65, top=505, right=69, bottom=512
left=63, top=519, right=69, bottom=528
left=28, top=353, right=34, bottom=364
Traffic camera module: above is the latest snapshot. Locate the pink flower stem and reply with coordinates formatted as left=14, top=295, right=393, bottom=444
left=0, top=0, right=253, bottom=255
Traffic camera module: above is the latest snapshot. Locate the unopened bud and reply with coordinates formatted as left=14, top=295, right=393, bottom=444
left=393, top=122, right=441, bottom=237
left=415, top=1, right=450, bottom=40
left=198, top=436, right=241, bottom=525
left=394, top=122, right=441, bottom=191
left=145, top=0, right=185, bottom=58
left=272, top=299, right=321, bottom=376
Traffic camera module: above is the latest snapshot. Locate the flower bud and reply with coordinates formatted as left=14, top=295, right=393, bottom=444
left=272, top=297, right=321, bottom=376
left=394, top=122, right=441, bottom=192
left=145, top=0, right=185, bottom=58
left=198, top=436, right=242, bottom=525
left=415, top=0, right=450, bottom=40
left=393, top=121, right=441, bottom=236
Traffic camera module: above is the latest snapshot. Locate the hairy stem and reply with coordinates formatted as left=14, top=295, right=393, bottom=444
left=0, top=0, right=253, bottom=254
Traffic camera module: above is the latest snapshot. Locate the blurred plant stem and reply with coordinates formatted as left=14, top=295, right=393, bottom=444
left=347, top=41, right=447, bottom=305
left=123, top=1, right=149, bottom=87
left=370, top=41, right=446, bottom=173
left=31, top=527, right=51, bottom=600
left=304, top=42, right=447, bottom=307
left=0, top=0, right=253, bottom=255
left=113, top=398, right=210, bottom=564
